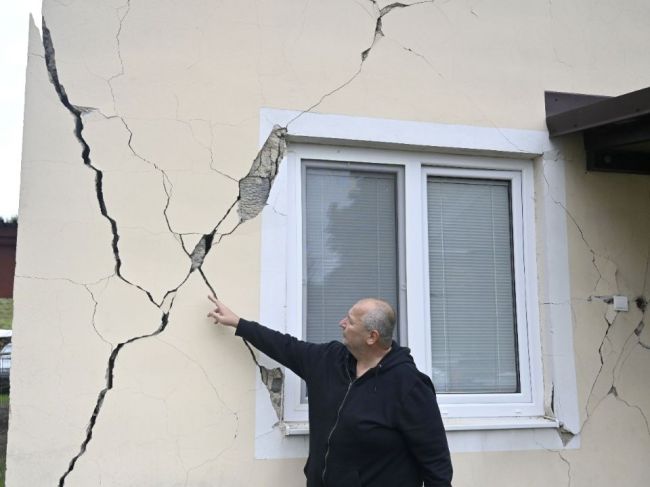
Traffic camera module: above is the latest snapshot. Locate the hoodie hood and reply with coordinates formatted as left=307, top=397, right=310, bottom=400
left=346, top=341, right=421, bottom=392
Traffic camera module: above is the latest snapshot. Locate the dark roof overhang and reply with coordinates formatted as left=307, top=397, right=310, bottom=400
left=545, top=87, right=650, bottom=174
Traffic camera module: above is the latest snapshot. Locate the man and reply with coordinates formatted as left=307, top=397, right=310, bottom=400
left=208, top=296, right=453, bottom=487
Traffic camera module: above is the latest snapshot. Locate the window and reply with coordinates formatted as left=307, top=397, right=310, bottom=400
left=303, top=163, right=405, bottom=347
left=426, top=177, right=518, bottom=395
left=257, top=109, right=579, bottom=454
left=278, top=144, right=543, bottom=424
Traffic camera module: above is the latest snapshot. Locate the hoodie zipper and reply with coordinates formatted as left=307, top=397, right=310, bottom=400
left=321, top=367, right=354, bottom=485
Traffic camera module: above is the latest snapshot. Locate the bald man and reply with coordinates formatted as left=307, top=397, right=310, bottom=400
left=208, top=296, right=452, bottom=487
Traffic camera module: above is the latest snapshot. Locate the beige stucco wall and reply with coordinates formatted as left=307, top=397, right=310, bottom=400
left=8, top=0, right=650, bottom=485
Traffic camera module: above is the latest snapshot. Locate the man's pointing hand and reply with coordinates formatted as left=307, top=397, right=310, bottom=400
left=207, top=295, right=240, bottom=328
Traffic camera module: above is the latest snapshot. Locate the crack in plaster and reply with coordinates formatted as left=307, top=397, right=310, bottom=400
left=188, top=125, right=288, bottom=270
left=116, top=116, right=185, bottom=252
left=609, top=385, right=650, bottom=437
left=157, top=337, right=237, bottom=419
left=83, top=283, right=113, bottom=348
left=57, top=309, right=173, bottom=487
left=93, top=108, right=220, bottom=261
left=42, top=20, right=161, bottom=309
left=107, top=0, right=130, bottom=114
left=160, top=105, right=240, bottom=184
left=14, top=273, right=114, bottom=348
left=155, top=336, right=241, bottom=481
left=561, top=296, right=650, bottom=455
left=285, top=0, right=435, bottom=128
left=385, top=34, right=526, bottom=153
left=237, top=126, right=288, bottom=221
left=582, top=285, right=650, bottom=442
left=541, top=160, right=604, bottom=293
left=41, top=21, right=289, bottom=484
left=180, top=415, right=240, bottom=487
left=556, top=450, right=573, bottom=487
left=242, top=338, right=284, bottom=419
left=200, top=271, right=284, bottom=420
left=44, top=21, right=294, bottom=478
left=534, top=438, right=573, bottom=487
left=185, top=119, right=238, bottom=182
left=43, top=4, right=621, bottom=480
left=585, top=312, right=617, bottom=415
left=539, top=158, right=650, bottom=455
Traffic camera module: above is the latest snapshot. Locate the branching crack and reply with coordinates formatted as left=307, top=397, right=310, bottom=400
left=539, top=160, right=650, bottom=448
left=584, top=312, right=616, bottom=415
left=42, top=19, right=288, bottom=484
left=200, top=270, right=284, bottom=420
left=58, top=308, right=174, bottom=486
left=541, top=163, right=603, bottom=292
left=609, top=385, right=650, bottom=437
left=116, top=117, right=183, bottom=250
left=43, top=20, right=158, bottom=309
left=188, top=124, right=288, bottom=271
left=389, top=33, right=526, bottom=153
left=361, top=3, right=408, bottom=61
left=573, top=297, right=650, bottom=446
left=286, top=0, right=435, bottom=128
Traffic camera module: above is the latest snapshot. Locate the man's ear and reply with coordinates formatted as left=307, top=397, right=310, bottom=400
left=367, top=329, right=380, bottom=345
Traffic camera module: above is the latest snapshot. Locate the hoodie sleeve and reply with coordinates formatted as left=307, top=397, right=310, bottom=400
left=397, top=377, right=453, bottom=487
left=235, top=318, right=331, bottom=380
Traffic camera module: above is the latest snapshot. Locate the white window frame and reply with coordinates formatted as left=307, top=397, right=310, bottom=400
left=281, top=144, right=543, bottom=422
left=257, top=108, right=580, bottom=456
left=419, top=166, right=540, bottom=418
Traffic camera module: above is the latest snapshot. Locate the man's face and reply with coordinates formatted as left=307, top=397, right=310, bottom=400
left=339, top=303, right=370, bottom=352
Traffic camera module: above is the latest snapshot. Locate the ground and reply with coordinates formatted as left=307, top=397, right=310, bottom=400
left=0, top=300, right=12, bottom=330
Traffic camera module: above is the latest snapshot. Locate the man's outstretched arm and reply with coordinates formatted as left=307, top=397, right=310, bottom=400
left=207, top=296, right=328, bottom=380
left=207, top=295, right=241, bottom=328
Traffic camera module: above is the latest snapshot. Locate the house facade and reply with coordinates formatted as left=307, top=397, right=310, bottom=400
left=8, top=1, right=650, bottom=485
left=0, top=221, right=17, bottom=300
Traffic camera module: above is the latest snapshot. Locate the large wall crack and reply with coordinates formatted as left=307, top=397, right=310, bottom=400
left=42, top=19, right=158, bottom=308
left=188, top=125, right=287, bottom=272
left=540, top=156, right=650, bottom=445
left=285, top=0, right=435, bottom=128
left=560, top=295, right=650, bottom=449
left=200, top=272, right=285, bottom=420
left=241, top=335, right=284, bottom=420
left=58, top=307, right=174, bottom=487
left=42, top=18, right=291, bottom=482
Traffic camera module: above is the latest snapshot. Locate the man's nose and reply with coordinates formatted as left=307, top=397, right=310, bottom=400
left=339, top=318, right=346, bottom=328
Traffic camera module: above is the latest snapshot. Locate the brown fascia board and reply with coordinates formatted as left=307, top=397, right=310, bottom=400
left=546, top=87, right=650, bottom=136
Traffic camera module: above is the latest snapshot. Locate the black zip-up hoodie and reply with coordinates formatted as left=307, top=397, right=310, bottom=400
left=236, top=319, right=453, bottom=487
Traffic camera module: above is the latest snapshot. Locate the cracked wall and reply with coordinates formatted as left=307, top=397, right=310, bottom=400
left=8, top=0, right=650, bottom=486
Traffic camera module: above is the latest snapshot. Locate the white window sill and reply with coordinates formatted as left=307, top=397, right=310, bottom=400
left=443, top=416, right=558, bottom=431
left=280, top=417, right=559, bottom=436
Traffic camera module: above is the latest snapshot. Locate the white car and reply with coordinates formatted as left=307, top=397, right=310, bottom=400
left=0, top=342, right=11, bottom=389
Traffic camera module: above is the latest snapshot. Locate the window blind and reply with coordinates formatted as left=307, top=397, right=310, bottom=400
left=427, top=177, right=519, bottom=394
left=304, top=166, right=399, bottom=344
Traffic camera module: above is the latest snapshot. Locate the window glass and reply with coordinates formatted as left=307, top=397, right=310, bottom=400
left=427, top=178, right=519, bottom=394
left=304, top=165, right=399, bottom=344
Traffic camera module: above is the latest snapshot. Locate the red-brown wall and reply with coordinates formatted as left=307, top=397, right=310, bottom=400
left=0, top=224, right=17, bottom=298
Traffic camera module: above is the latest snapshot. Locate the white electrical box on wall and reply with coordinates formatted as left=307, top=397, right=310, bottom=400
left=613, top=296, right=629, bottom=312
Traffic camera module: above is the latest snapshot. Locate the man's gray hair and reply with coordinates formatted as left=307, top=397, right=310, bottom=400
left=360, top=300, right=396, bottom=348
